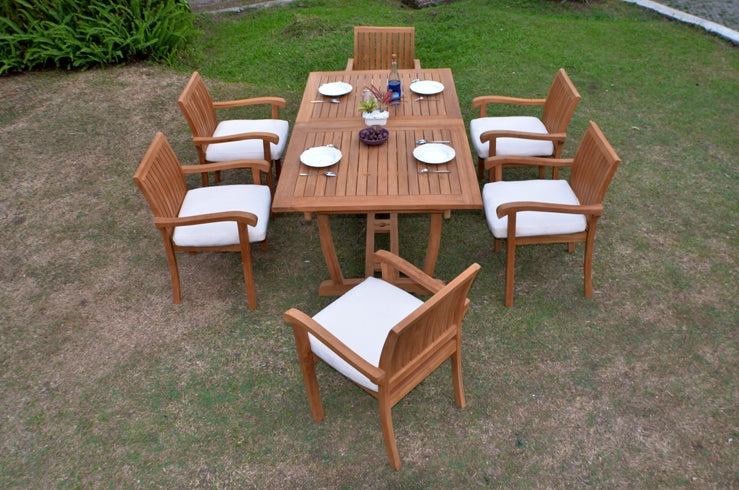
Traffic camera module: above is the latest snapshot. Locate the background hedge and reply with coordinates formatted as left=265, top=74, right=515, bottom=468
left=0, top=0, right=197, bottom=74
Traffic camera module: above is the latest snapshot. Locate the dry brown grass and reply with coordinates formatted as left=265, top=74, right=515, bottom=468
left=1, top=20, right=737, bottom=486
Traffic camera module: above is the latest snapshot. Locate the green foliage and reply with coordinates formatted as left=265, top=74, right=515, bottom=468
left=0, top=0, right=198, bottom=74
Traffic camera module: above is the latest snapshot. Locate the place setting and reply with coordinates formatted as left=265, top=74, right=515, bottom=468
left=409, top=79, right=444, bottom=102
left=311, top=81, right=353, bottom=103
left=413, top=141, right=455, bottom=174
left=299, top=144, right=342, bottom=176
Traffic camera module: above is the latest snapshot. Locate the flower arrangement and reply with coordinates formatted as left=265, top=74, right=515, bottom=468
left=359, top=85, right=393, bottom=125
left=358, top=85, right=393, bottom=113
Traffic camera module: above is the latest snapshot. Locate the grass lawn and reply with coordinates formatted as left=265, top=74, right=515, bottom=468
left=0, top=0, right=737, bottom=487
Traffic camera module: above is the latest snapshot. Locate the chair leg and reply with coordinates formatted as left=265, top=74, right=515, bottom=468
left=477, top=157, right=484, bottom=180
left=504, top=240, right=516, bottom=307
left=300, top=355, right=325, bottom=422
left=378, top=397, right=401, bottom=470
left=238, top=228, right=257, bottom=310
left=162, top=235, right=182, bottom=303
left=287, top=317, right=325, bottom=422
left=301, top=362, right=324, bottom=422
left=242, top=256, right=256, bottom=310
left=583, top=228, right=597, bottom=298
left=450, top=351, right=466, bottom=408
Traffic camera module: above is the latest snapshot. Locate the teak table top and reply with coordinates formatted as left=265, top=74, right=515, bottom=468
left=272, top=68, right=482, bottom=215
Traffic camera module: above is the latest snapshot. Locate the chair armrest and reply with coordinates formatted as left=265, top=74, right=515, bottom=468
left=472, top=95, right=546, bottom=117
left=496, top=202, right=603, bottom=219
left=374, top=250, right=444, bottom=294
left=181, top=159, right=272, bottom=175
left=484, top=156, right=573, bottom=172
left=283, top=308, right=386, bottom=384
left=212, top=96, right=286, bottom=108
left=192, top=131, right=279, bottom=147
left=479, top=130, right=566, bottom=145
left=213, top=96, right=287, bottom=119
left=155, top=210, right=259, bottom=228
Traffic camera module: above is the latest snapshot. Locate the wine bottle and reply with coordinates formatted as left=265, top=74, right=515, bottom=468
left=387, top=53, right=401, bottom=102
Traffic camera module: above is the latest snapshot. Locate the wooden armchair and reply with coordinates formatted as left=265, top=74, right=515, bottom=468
left=470, top=68, right=581, bottom=181
left=284, top=250, right=481, bottom=469
left=178, top=71, right=289, bottom=186
left=133, top=132, right=273, bottom=309
left=346, top=26, right=421, bottom=70
left=482, top=122, right=620, bottom=306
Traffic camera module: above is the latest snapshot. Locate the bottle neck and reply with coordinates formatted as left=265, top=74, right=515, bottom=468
left=389, top=61, right=399, bottom=81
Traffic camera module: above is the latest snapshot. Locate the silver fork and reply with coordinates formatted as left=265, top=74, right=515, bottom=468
left=418, top=168, right=451, bottom=174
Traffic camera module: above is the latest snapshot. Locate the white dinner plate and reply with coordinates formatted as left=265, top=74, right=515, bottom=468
left=318, top=82, right=353, bottom=97
left=413, top=143, right=455, bottom=165
left=409, top=80, right=445, bottom=95
left=300, top=146, right=342, bottom=168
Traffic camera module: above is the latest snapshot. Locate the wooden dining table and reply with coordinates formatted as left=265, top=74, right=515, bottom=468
left=272, top=68, right=482, bottom=295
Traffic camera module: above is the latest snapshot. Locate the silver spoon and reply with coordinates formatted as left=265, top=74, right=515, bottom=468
left=416, top=97, right=441, bottom=101
left=300, top=171, right=337, bottom=177
left=416, top=139, right=451, bottom=145
left=418, top=168, right=451, bottom=174
left=311, top=99, right=341, bottom=104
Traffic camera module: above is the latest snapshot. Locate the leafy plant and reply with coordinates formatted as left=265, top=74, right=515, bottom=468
left=361, top=84, right=394, bottom=113
left=0, top=0, right=198, bottom=75
left=358, top=97, right=378, bottom=114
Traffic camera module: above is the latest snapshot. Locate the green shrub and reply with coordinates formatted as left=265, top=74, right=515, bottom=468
left=0, top=0, right=198, bottom=74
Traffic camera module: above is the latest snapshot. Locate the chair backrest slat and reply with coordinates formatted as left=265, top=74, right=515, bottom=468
left=570, top=122, right=621, bottom=206
left=178, top=72, right=218, bottom=139
left=133, top=133, right=187, bottom=219
left=541, top=68, right=581, bottom=133
left=353, top=26, right=416, bottom=70
left=380, top=263, right=481, bottom=375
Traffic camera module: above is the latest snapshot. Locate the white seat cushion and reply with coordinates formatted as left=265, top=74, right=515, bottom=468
left=310, top=277, right=424, bottom=392
left=205, top=119, right=289, bottom=162
left=173, top=184, right=271, bottom=246
left=483, top=179, right=586, bottom=238
left=470, top=116, right=554, bottom=159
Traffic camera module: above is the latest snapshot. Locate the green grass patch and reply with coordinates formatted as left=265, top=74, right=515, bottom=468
left=1, top=0, right=737, bottom=487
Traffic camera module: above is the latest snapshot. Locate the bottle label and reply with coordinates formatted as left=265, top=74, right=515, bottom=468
left=388, top=80, right=401, bottom=101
